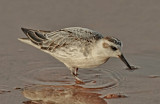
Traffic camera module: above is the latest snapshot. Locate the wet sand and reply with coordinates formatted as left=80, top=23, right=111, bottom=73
left=0, top=0, right=160, bottom=104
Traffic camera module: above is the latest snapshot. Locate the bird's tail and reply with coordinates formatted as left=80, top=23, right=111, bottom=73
left=20, top=28, right=48, bottom=45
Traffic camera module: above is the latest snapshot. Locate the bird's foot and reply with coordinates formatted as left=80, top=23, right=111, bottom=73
left=69, top=67, right=84, bottom=84
left=72, top=72, right=79, bottom=76
left=75, top=76, right=85, bottom=84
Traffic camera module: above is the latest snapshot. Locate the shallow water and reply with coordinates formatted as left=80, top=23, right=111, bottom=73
left=22, top=85, right=107, bottom=104
left=15, top=54, right=160, bottom=104
left=19, top=66, right=119, bottom=89
left=0, top=48, right=160, bottom=104
left=1, top=0, right=160, bottom=104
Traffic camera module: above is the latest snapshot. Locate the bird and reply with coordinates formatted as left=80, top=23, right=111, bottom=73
left=19, top=27, right=133, bottom=81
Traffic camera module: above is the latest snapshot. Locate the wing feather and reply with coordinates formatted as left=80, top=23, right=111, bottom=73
left=21, top=27, right=103, bottom=52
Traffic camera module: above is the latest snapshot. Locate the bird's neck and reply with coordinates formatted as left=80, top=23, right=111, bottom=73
left=91, top=43, right=110, bottom=60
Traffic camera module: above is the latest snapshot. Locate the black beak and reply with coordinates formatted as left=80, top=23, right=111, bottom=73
left=118, top=54, right=132, bottom=69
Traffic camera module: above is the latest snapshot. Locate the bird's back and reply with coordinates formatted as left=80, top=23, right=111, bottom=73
left=20, top=27, right=103, bottom=51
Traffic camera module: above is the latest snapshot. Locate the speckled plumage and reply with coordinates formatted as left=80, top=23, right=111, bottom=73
left=43, top=27, right=103, bottom=52
left=19, top=27, right=132, bottom=81
left=20, top=27, right=105, bottom=66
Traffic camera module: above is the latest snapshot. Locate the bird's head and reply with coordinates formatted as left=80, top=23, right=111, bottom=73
left=98, top=36, right=132, bottom=69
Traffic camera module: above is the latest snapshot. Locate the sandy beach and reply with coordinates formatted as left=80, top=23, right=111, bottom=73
left=0, top=0, right=160, bottom=104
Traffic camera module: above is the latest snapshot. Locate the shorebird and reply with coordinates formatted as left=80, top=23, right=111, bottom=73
left=19, top=27, right=133, bottom=81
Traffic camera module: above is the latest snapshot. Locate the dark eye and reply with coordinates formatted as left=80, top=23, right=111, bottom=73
left=111, top=46, right=117, bottom=51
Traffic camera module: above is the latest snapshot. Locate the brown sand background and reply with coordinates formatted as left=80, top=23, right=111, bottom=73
left=0, top=0, right=160, bottom=104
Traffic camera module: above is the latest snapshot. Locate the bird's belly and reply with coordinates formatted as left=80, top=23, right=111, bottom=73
left=67, top=56, right=109, bottom=68
left=51, top=47, right=109, bottom=68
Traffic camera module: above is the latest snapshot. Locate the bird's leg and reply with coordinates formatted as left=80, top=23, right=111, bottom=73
left=72, top=68, right=78, bottom=76
left=70, top=67, right=82, bottom=81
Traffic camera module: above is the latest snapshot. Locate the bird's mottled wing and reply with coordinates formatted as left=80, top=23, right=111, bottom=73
left=20, top=27, right=103, bottom=53
left=41, top=27, right=104, bottom=51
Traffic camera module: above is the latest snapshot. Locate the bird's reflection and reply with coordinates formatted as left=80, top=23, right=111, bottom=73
left=22, top=85, right=107, bottom=104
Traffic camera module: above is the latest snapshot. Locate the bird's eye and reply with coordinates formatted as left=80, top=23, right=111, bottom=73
left=111, top=46, right=117, bottom=51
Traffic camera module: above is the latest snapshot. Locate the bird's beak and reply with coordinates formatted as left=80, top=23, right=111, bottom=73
left=118, top=54, right=132, bottom=69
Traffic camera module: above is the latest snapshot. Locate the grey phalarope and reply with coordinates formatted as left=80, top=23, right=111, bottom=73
left=19, top=27, right=134, bottom=81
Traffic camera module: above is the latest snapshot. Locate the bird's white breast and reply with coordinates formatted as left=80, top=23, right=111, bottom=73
left=51, top=46, right=109, bottom=68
